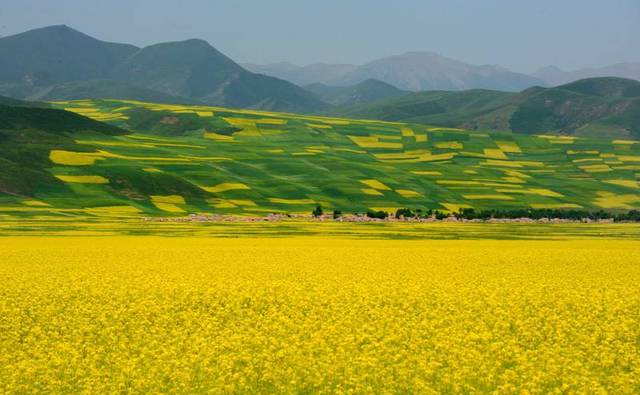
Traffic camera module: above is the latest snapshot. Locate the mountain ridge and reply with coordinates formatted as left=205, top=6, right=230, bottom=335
left=0, top=25, right=328, bottom=112
left=333, top=77, right=640, bottom=139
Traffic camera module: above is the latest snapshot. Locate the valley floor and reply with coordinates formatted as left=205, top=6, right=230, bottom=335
left=1, top=217, right=639, bottom=239
left=1, top=236, right=638, bottom=393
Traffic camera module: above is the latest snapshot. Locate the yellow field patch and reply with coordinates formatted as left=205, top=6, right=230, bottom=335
left=482, top=160, right=544, bottom=168
left=143, top=168, right=162, bottom=173
left=255, top=118, right=287, bottom=125
left=567, top=150, right=599, bottom=155
left=335, top=148, right=367, bottom=154
left=228, top=199, right=257, bottom=207
left=415, top=134, right=428, bottom=143
left=21, top=200, right=50, bottom=207
left=203, top=132, right=234, bottom=142
left=437, top=180, right=523, bottom=188
left=573, top=158, right=603, bottom=163
left=603, top=179, right=640, bottom=189
left=530, top=203, right=583, bottom=209
left=396, top=189, right=422, bottom=198
left=201, top=183, right=251, bottom=193
left=617, top=155, right=640, bottom=162
left=223, top=117, right=261, bottom=136
left=196, top=111, right=213, bottom=117
left=594, top=194, right=640, bottom=209
left=211, top=201, right=237, bottom=209
left=503, top=170, right=531, bottom=179
left=49, top=150, right=103, bottom=166
left=376, top=151, right=456, bottom=163
left=538, top=135, right=576, bottom=144
left=152, top=203, right=185, bottom=213
left=579, top=164, right=612, bottom=173
left=400, top=127, right=415, bottom=137
left=150, top=195, right=185, bottom=213
left=306, top=123, right=332, bottom=129
left=322, top=119, right=351, bottom=125
left=612, top=140, right=637, bottom=145
left=411, top=170, right=442, bottom=176
left=496, top=188, right=564, bottom=198
left=54, top=175, right=109, bottom=184
left=348, top=135, right=403, bottom=149
left=434, top=141, right=463, bottom=149
left=267, top=149, right=285, bottom=154
left=501, top=176, right=526, bottom=184
left=85, top=206, right=141, bottom=216
left=483, top=148, right=508, bottom=160
left=151, top=195, right=185, bottom=205
left=360, top=179, right=391, bottom=191
left=463, top=194, right=515, bottom=200
left=361, top=188, right=384, bottom=196
left=268, top=198, right=316, bottom=205
left=495, top=141, right=522, bottom=153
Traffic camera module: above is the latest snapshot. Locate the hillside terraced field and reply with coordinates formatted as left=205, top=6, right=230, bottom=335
left=2, top=99, right=639, bottom=219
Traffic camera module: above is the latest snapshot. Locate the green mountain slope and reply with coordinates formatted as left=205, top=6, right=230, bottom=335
left=0, top=101, right=126, bottom=197
left=1, top=98, right=639, bottom=218
left=0, top=25, right=138, bottom=86
left=335, top=77, right=640, bottom=139
left=305, top=79, right=407, bottom=106
left=112, top=39, right=327, bottom=112
left=23, top=80, right=197, bottom=104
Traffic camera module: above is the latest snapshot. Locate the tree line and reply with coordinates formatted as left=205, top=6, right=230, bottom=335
left=312, top=205, right=640, bottom=222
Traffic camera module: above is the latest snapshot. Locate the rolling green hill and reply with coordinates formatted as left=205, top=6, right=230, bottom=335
left=334, top=77, right=640, bottom=139
left=1, top=98, right=639, bottom=219
left=0, top=101, right=126, bottom=197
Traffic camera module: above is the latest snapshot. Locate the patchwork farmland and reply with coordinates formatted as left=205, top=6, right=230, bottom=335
left=2, top=98, right=639, bottom=219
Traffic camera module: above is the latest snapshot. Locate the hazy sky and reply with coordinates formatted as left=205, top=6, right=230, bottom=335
left=2, top=0, right=639, bottom=72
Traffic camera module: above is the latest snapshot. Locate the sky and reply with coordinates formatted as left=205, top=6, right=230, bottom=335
left=1, top=0, right=639, bottom=73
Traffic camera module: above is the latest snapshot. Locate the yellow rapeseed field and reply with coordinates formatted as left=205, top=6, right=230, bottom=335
left=0, top=237, right=639, bottom=394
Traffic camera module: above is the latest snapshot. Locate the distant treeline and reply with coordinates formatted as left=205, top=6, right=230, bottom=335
left=397, top=207, right=640, bottom=222
left=312, top=205, right=640, bottom=222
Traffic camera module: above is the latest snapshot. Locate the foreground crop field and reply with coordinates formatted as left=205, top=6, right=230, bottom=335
left=1, top=237, right=639, bottom=393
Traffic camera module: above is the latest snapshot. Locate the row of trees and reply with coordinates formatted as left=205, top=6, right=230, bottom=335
left=312, top=204, right=640, bottom=222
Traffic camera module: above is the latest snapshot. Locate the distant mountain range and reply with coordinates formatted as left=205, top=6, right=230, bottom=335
left=333, top=77, right=640, bottom=139
left=2, top=24, right=639, bottom=127
left=246, top=52, right=545, bottom=92
left=0, top=25, right=326, bottom=112
left=246, top=55, right=640, bottom=93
